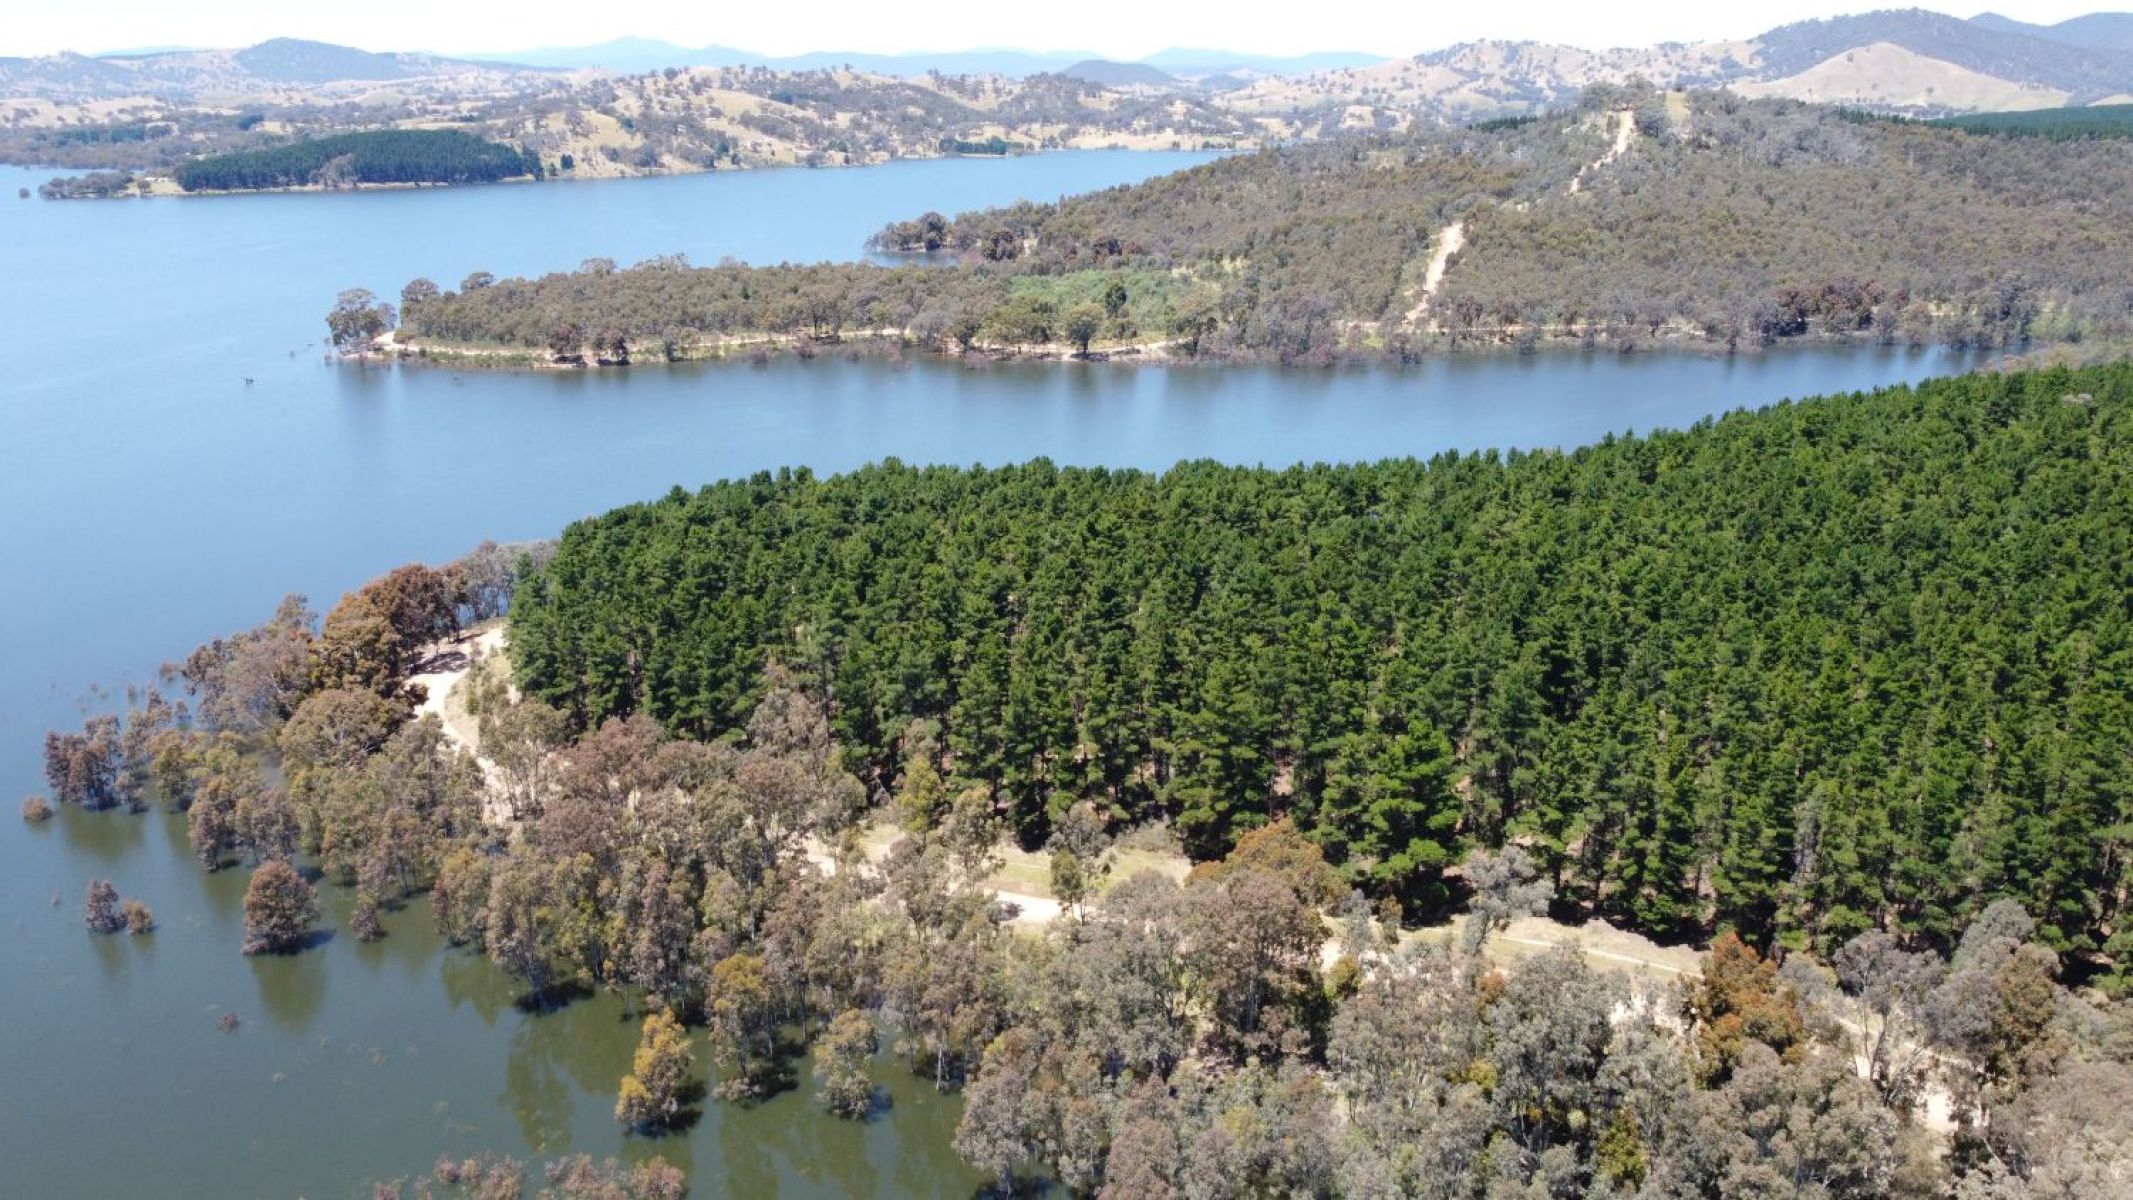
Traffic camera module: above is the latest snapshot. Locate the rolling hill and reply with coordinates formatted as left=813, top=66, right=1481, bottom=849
left=1972, top=10, right=2133, bottom=53
left=0, top=37, right=547, bottom=99
left=1227, top=9, right=2133, bottom=122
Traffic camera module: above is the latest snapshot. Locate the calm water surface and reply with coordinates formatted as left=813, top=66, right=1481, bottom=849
left=0, top=155, right=1978, bottom=1197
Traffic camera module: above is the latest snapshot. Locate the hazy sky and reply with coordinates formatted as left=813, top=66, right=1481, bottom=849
left=6, top=0, right=2115, bottom=59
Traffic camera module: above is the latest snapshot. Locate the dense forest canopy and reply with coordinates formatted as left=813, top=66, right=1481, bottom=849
left=1926, top=102, right=2133, bottom=140
left=172, top=129, right=541, bottom=191
left=393, top=90, right=2133, bottom=363
left=510, top=364, right=2133, bottom=963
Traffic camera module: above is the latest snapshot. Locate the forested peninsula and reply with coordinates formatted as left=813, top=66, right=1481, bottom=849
left=369, top=90, right=2133, bottom=366
left=170, top=129, right=543, bottom=192
left=37, top=363, right=2133, bottom=1198
left=509, top=363, right=2133, bottom=959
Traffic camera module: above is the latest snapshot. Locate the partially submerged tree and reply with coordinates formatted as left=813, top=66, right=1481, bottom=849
left=242, top=860, right=319, bottom=954
left=705, top=951, right=780, bottom=1099
left=325, top=288, right=395, bottom=351
left=350, top=891, right=384, bottom=942
left=84, top=879, right=124, bottom=934
left=814, top=1008, right=878, bottom=1118
left=615, top=1010, right=697, bottom=1132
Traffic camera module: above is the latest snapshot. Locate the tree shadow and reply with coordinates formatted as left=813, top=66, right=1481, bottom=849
left=408, top=644, right=472, bottom=676
left=55, top=803, right=147, bottom=863
left=715, top=1032, right=807, bottom=1106
left=850, top=1086, right=893, bottom=1121
left=439, top=945, right=513, bottom=1024
left=628, top=1077, right=710, bottom=1138
left=249, top=945, right=328, bottom=1030
left=511, top=979, right=595, bottom=1015
left=251, top=927, right=336, bottom=955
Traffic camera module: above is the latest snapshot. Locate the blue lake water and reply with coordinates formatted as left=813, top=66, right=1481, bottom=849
left=0, top=153, right=1980, bottom=1197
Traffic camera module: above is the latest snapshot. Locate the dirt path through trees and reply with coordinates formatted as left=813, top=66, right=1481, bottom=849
left=1402, top=220, right=1466, bottom=331
left=407, top=625, right=507, bottom=812
left=1401, top=109, right=1634, bottom=334
left=1568, top=108, right=1636, bottom=195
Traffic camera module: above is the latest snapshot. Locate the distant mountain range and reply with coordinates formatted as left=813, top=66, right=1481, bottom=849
left=1970, top=10, right=2133, bottom=52
left=6, top=11, right=2133, bottom=117
left=0, top=37, right=546, bottom=98
left=463, top=39, right=1385, bottom=80
left=1222, top=8, right=2133, bottom=122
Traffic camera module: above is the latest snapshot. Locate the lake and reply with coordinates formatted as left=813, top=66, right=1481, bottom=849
left=0, top=154, right=1979, bottom=1197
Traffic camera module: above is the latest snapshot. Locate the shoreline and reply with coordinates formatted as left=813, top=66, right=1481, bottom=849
left=352, top=325, right=2024, bottom=375
left=26, top=143, right=1238, bottom=201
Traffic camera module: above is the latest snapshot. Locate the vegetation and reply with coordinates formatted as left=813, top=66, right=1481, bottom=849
left=36, top=171, right=148, bottom=199
left=83, top=879, right=124, bottom=934
left=891, top=91, right=2133, bottom=357
left=21, top=795, right=53, bottom=822
left=939, top=135, right=1021, bottom=155
left=389, top=91, right=2133, bottom=363
left=814, top=1009, right=879, bottom=1117
left=512, top=364, right=2133, bottom=960
left=242, top=860, right=320, bottom=954
left=172, top=129, right=540, bottom=192
left=327, top=288, right=397, bottom=351
left=80, top=878, right=159, bottom=937
left=376, top=1154, right=686, bottom=1200
left=1928, top=103, right=2133, bottom=140
left=6, top=60, right=1257, bottom=193
left=615, top=1010, right=698, bottom=1131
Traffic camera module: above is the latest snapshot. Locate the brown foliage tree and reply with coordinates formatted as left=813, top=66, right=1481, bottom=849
left=170, top=595, right=317, bottom=734
left=121, top=899, right=156, bottom=935
left=242, top=860, right=320, bottom=954
left=84, top=879, right=124, bottom=933
left=1687, top=931, right=1806, bottom=1085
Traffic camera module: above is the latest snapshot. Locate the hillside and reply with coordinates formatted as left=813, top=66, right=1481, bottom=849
left=1973, top=10, right=2133, bottom=53
left=17, top=14, right=2133, bottom=188
left=25, top=12, right=2133, bottom=191
left=4, top=53, right=1265, bottom=184
left=471, top=66, right=1260, bottom=178
left=1223, top=9, right=2133, bottom=123
left=1060, top=60, right=1180, bottom=88
left=0, top=37, right=546, bottom=99
left=394, top=92, right=2133, bottom=362
left=1753, top=11, right=2131, bottom=95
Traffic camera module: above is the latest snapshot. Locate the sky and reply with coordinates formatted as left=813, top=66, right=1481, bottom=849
left=4, top=0, right=2118, bottom=60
